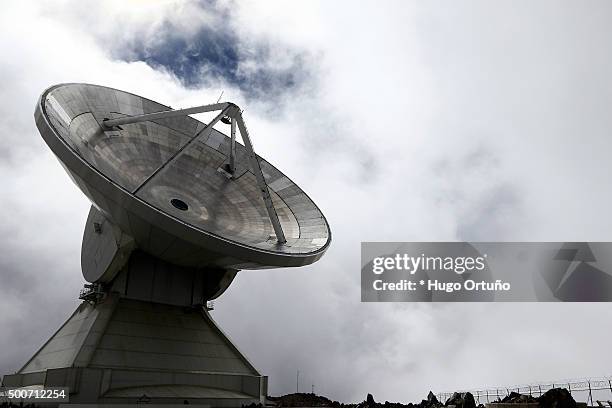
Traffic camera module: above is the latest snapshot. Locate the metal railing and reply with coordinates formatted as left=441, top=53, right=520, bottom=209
left=437, top=377, right=612, bottom=406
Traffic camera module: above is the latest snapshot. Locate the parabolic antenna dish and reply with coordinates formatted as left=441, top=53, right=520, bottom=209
left=35, top=83, right=330, bottom=271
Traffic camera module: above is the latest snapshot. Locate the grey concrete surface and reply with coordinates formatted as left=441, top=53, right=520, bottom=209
left=3, top=295, right=266, bottom=406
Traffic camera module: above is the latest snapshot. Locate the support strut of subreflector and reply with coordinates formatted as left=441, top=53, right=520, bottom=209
left=102, top=102, right=287, bottom=244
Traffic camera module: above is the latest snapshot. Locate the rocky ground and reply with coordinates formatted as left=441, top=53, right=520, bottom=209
left=259, top=387, right=577, bottom=408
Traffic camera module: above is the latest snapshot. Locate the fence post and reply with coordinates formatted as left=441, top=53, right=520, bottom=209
left=588, top=381, right=593, bottom=406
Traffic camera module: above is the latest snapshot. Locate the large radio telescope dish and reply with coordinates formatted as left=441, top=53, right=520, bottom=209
left=36, top=83, right=331, bottom=281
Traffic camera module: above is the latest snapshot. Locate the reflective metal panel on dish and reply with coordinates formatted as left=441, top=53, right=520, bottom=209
left=36, top=83, right=330, bottom=269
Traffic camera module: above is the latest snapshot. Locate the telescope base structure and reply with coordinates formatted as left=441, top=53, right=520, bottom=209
left=2, top=294, right=266, bottom=407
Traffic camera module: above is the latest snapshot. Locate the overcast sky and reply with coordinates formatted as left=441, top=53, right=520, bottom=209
left=1, top=0, right=612, bottom=403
